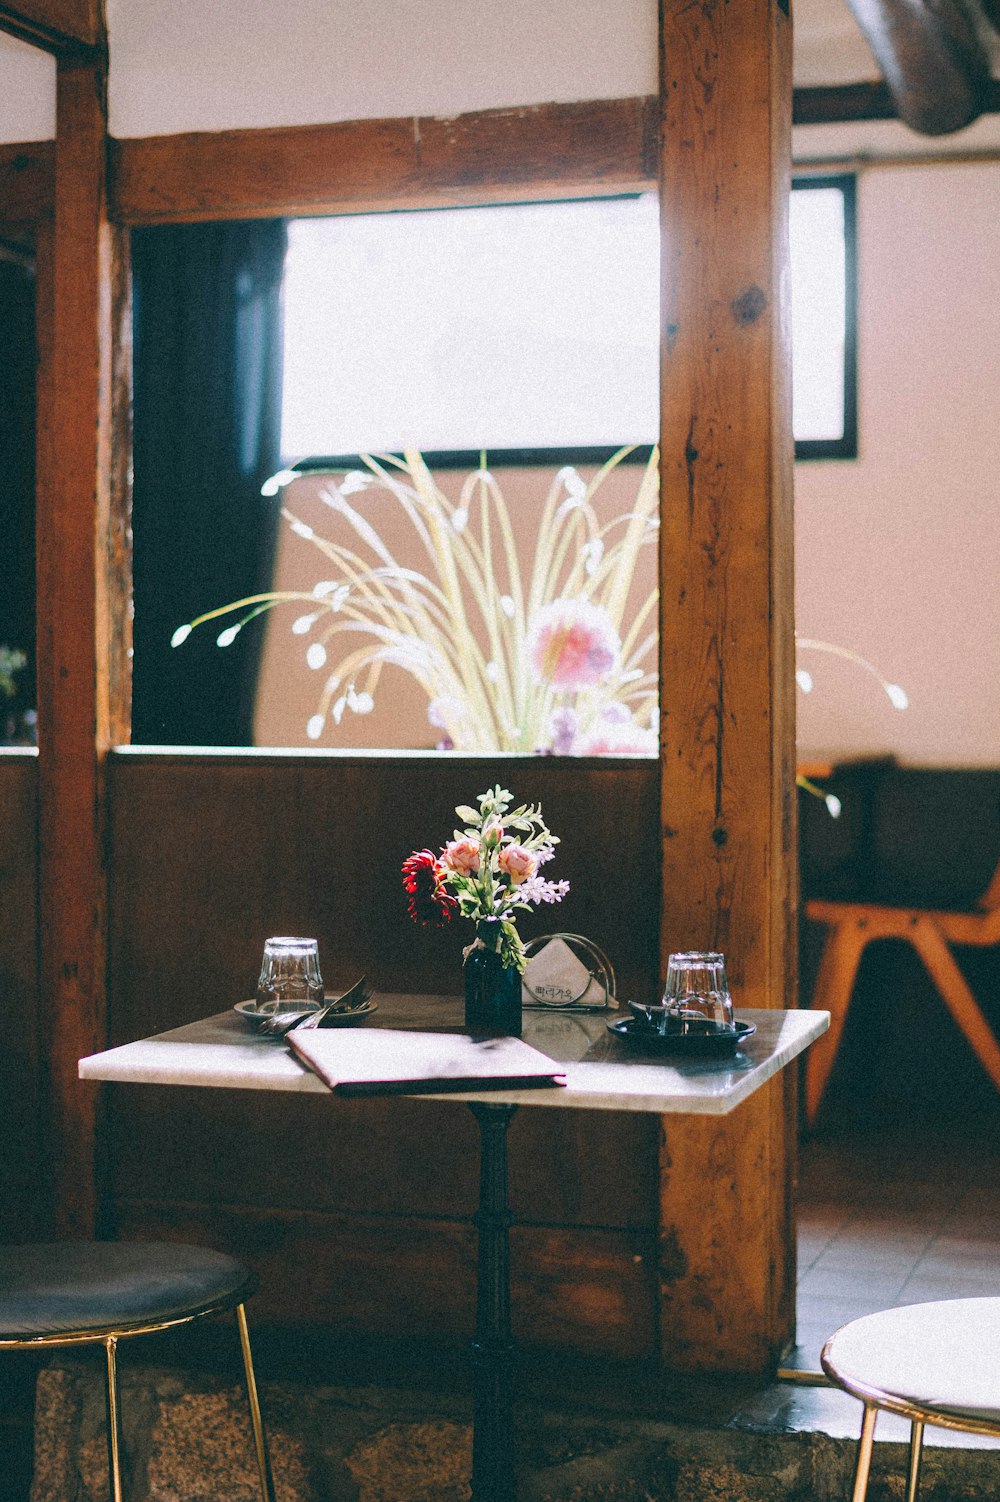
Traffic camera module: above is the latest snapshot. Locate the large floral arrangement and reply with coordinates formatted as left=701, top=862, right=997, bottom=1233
left=172, top=448, right=659, bottom=756
left=170, top=447, right=907, bottom=795
left=402, top=785, right=568, bottom=971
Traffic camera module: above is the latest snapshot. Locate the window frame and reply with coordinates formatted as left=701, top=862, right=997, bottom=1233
left=791, top=172, right=858, bottom=461
left=280, top=178, right=857, bottom=470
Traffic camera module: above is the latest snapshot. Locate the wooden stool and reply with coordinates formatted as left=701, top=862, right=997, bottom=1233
left=822, top=1298, right=1000, bottom=1502
left=0, top=1242, right=275, bottom=1502
left=804, top=857, right=1000, bottom=1125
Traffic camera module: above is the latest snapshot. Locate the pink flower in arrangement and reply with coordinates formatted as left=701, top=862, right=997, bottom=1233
left=577, top=722, right=658, bottom=757
left=497, top=843, right=538, bottom=885
left=441, top=837, right=481, bottom=876
left=526, top=599, right=621, bottom=691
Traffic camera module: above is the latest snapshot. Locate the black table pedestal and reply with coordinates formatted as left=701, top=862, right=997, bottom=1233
left=468, top=1101, right=519, bottom=1502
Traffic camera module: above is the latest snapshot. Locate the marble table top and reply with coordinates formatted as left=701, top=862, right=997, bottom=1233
left=80, top=995, right=828, bottom=1116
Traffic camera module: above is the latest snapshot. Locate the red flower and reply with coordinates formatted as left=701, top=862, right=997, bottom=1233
left=402, top=849, right=457, bottom=927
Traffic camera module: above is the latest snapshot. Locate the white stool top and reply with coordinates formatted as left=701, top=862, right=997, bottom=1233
left=822, top=1299, right=1000, bottom=1433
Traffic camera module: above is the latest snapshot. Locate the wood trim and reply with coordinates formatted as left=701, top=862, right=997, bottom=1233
left=656, top=0, right=797, bottom=1372
left=35, top=54, right=125, bottom=1238
left=0, top=0, right=101, bottom=52
left=109, top=96, right=659, bottom=225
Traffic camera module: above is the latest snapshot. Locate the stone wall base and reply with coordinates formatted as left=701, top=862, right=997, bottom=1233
left=29, top=1356, right=1000, bottom=1502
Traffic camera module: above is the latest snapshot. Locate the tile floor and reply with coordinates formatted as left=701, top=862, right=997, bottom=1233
left=792, top=1121, right=1000, bottom=1374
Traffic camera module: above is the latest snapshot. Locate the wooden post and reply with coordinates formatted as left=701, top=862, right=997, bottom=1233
left=35, top=50, right=130, bottom=1237
left=657, top=0, right=798, bottom=1370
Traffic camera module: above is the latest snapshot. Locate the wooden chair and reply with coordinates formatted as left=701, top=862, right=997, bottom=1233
left=822, top=1298, right=1000, bottom=1502
left=804, top=857, right=1000, bottom=1126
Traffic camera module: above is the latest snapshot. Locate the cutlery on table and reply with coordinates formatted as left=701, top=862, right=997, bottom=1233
left=259, top=977, right=373, bottom=1037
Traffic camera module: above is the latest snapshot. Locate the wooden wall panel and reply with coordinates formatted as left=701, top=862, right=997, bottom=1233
left=106, top=752, right=661, bottom=1033
left=104, top=752, right=662, bottom=1357
left=112, top=1198, right=659, bottom=1359
left=0, top=753, right=43, bottom=1241
left=0, top=142, right=54, bottom=225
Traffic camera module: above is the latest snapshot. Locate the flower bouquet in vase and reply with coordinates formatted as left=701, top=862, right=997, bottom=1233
left=402, top=785, right=569, bottom=1036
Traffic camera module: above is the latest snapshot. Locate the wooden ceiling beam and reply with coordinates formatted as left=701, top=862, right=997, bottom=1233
left=844, top=0, right=993, bottom=134
left=0, top=0, right=102, bottom=53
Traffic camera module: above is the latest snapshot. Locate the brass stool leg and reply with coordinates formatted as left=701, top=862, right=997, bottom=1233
left=905, top=1419, right=925, bottom=1502
left=236, top=1302, right=277, bottom=1502
left=104, top=1335, right=125, bottom=1502
left=851, top=1402, right=878, bottom=1502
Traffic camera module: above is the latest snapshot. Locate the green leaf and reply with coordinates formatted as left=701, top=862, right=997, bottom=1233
left=454, top=805, right=479, bottom=823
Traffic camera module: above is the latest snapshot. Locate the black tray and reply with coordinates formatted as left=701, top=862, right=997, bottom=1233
left=607, top=1017, right=756, bottom=1057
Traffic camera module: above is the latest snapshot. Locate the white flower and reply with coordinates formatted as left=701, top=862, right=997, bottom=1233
left=306, top=642, right=327, bottom=670
left=340, top=470, right=372, bottom=496
left=519, top=876, right=570, bottom=905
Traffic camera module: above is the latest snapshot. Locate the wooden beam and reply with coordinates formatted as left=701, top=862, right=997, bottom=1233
left=103, top=77, right=1000, bottom=230
left=844, top=0, right=993, bottom=135
left=109, top=97, right=659, bottom=224
left=657, top=0, right=797, bottom=1371
left=35, top=53, right=129, bottom=1238
left=0, top=0, right=101, bottom=52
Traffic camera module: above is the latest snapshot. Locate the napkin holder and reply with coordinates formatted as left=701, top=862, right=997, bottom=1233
left=521, top=934, right=616, bottom=1012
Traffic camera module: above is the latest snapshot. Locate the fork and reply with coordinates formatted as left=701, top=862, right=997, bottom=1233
left=259, top=977, right=373, bottom=1037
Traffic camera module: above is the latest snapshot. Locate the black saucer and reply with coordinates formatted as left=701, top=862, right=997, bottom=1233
left=607, top=1017, right=756, bottom=1056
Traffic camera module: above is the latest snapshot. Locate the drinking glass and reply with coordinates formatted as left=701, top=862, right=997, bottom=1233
left=255, top=936, right=324, bottom=1014
left=662, top=951, right=734, bottom=1034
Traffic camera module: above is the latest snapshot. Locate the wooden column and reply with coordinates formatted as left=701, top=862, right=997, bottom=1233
left=657, top=0, right=798, bottom=1370
left=35, top=51, right=130, bottom=1237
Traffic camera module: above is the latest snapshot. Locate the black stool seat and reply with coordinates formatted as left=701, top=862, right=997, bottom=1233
left=0, top=1239, right=275, bottom=1501
left=0, top=1242, right=254, bottom=1342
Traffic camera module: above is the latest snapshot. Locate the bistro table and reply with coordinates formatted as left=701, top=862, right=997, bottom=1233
left=80, top=996, right=828, bottom=1502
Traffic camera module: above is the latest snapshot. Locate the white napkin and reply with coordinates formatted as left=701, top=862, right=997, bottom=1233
left=522, top=936, right=612, bottom=1008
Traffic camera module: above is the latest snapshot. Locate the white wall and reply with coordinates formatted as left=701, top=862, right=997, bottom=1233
left=105, top=0, right=657, bottom=138
left=0, top=32, right=55, bottom=143
left=795, top=162, right=1000, bottom=767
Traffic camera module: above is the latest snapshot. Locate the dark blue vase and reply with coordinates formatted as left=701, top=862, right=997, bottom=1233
left=464, top=920, right=522, bottom=1036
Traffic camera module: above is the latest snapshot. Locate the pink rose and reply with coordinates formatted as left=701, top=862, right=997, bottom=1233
left=441, top=837, right=481, bottom=876
left=497, top=843, right=538, bottom=885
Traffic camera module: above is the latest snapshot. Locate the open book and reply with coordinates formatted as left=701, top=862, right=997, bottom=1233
left=289, top=1027, right=566, bottom=1096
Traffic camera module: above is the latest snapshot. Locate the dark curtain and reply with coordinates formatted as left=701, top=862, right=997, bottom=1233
left=131, top=219, right=288, bottom=744
left=0, top=255, right=37, bottom=742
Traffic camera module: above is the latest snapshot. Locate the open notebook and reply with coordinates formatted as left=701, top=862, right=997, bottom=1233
left=289, top=1027, right=566, bottom=1096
